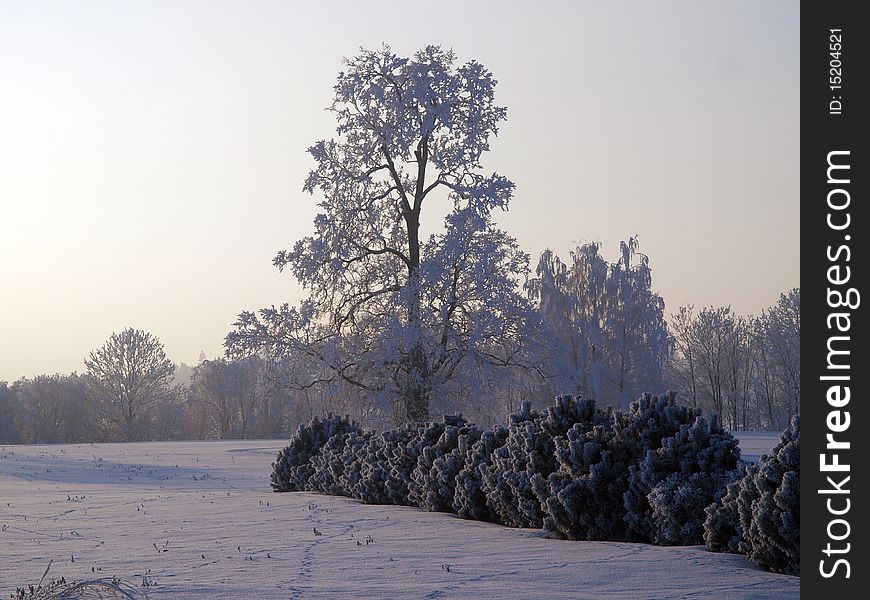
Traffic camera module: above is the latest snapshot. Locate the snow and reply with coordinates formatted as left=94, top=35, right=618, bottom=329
left=731, top=431, right=782, bottom=462
left=1, top=439, right=797, bottom=598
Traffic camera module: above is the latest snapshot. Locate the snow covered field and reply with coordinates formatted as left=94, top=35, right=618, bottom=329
left=0, top=436, right=796, bottom=599
left=732, top=431, right=783, bottom=462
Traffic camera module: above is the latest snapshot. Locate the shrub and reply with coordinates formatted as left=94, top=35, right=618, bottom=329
left=704, top=416, right=800, bottom=574
left=350, top=417, right=461, bottom=505
left=268, top=392, right=789, bottom=570
left=308, top=430, right=371, bottom=496
left=533, top=422, right=621, bottom=540
left=483, top=396, right=603, bottom=528
left=536, top=392, right=702, bottom=541
left=703, top=463, right=755, bottom=554
left=353, top=425, right=417, bottom=504
left=409, top=418, right=482, bottom=512
left=453, top=425, right=509, bottom=522
left=270, top=414, right=361, bottom=492
left=624, top=413, right=740, bottom=545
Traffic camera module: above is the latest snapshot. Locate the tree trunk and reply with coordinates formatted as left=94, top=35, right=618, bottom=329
left=401, top=141, right=432, bottom=422
left=404, top=220, right=430, bottom=422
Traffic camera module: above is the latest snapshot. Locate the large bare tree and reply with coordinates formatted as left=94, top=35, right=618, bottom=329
left=85, top=327, right=174, bottom=439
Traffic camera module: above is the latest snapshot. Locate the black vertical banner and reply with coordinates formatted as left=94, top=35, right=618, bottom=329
left=802, top=2, right=868, bottom=597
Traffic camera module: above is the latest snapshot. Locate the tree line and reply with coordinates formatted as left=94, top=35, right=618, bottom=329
left=0, top=329, right=294, bottom=443
left=0, top=277, right=798, bottom=445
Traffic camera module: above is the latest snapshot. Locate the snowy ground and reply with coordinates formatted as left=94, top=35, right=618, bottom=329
left=0, top=435, right=796, bottom=599
left=732, top=430, right=782, bottom=462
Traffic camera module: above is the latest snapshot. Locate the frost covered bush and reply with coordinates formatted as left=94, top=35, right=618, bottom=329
left=353, top=425, right=418, bottom=504
left=453, top=425, right=509, bottom=521
left=408, top=417, right=481, bottom=512
left=333, top=430, right=373, bottom=497
left=624, top=413, right=740, bottom=545
left=483, top=396, right=604, bottom=528
left=271, top=414, right=361, bottom=492
left=703, top=463, right=755, bottom=554
left=351, top=416, right=463, bottom=505
left=483, top=418, right=548, bottom=527
left=391, top=416, right=466, bottom=505
left=535, top=392, right=705, bottom=541
left=704, top=416, right=800, bottom=574
left=271, top=393, right=756, bottom=558
left=533, top=422, right=620, bottom=540
left=308, top=430, right=372, bottom=496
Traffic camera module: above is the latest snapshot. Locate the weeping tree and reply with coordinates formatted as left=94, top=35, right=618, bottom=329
left=227, top=45, right=534, bottom=422
left=527, top=238, right=671, bottom=408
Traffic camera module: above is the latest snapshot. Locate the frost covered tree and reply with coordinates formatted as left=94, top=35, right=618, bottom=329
left=528, top=238, right=670, bottom=408
left=226, top=45, right=533, bottom=422
left=0, top=382, right=21, bottom=444
left=753, top=289, right=800, bottom=428
left=85, top=328, right=174, bottom=440
left=667, top=306, right=741, bottom=429
left=668, top=290, right=799, bottom=431
left=188, top=358, right=263, bottom=438
left=667, top=306, right=700, bottom=409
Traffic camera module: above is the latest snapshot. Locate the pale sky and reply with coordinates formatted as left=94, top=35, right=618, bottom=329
left=0, top=0, right=799, bottom=382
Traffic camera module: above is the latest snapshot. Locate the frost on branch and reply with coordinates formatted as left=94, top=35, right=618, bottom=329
left=704, top=416, right=800, bottom=574
left=270, top=414, right=361, bottom=492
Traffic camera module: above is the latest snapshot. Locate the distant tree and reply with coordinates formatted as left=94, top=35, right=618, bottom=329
left=0, top=382, right=22, bottom=444
left=668, top=306, right=700, bottom=408
left=603, top=238, right=672, bottom=406
left=85, top=328, right=174, bottom=440
left=227, top=45, right=533, bottom=422
left=527, top=244, right=608, bottom=399
left=527, top=238, right=671, bottom=408
left=755, top=289, right=800, bottom=426
left=8, top=374, right=96, bottom=443
left=189, top=358, right=260, bottom=438
left=151, top=386, right=191, bottom=441
left=172, top=362, right=194, bottom=388
left=667, top=290, right=799, bottom=431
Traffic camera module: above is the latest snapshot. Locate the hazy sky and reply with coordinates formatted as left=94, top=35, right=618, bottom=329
left=0, top=1, right=799, bottom=382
